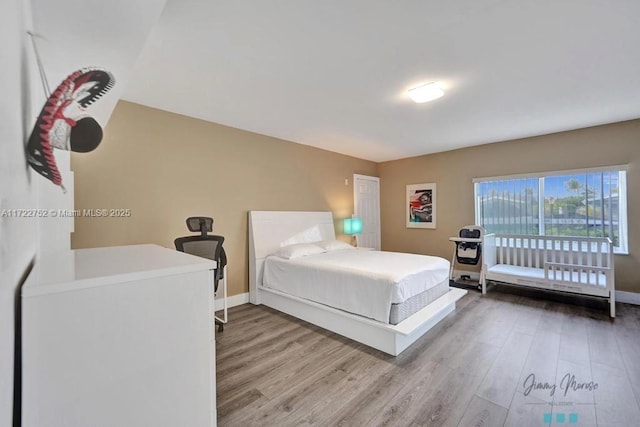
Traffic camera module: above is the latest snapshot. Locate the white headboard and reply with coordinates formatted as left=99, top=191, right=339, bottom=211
left=248, top=211, right=336, bottom=304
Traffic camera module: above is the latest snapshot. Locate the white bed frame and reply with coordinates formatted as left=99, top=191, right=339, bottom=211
left=248, top=211, right=466, bottom=356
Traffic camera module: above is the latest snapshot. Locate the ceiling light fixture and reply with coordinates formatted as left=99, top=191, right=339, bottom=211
left=408, top=82, right=444, bottom=103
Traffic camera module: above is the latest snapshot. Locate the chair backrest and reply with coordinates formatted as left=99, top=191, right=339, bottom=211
left=175, top=235, right=224, bottom=262
left=456, top=225, right=485, bottom=265
left=175, top=234, right=226, bottom=286
left=459, top=225, right=484, bottom=239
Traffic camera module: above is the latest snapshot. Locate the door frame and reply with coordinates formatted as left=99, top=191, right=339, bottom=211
left=353, top=174, right=381, bottom=249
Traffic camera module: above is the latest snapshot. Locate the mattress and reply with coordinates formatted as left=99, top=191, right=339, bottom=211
left=262, top=250, right=450, bottom=323
left=389, top=278, right=450, bottom=324
left=488, top=264, right=608, bottom=287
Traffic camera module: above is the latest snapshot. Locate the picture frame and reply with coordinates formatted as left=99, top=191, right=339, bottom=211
left=406, top=183, right=436, bottom=229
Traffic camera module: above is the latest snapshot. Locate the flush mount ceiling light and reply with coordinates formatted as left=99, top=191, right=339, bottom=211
left=408, top=82, right=444, bottom=103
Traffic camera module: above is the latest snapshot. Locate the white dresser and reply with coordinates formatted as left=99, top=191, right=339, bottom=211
left=21, top=244, right=217, bottom=427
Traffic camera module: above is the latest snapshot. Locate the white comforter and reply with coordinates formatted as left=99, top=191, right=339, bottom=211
left=262, top=250, right=449, bottom=323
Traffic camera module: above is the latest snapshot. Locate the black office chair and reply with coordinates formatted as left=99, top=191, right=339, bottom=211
left=175, top=217, right=227, bottom=332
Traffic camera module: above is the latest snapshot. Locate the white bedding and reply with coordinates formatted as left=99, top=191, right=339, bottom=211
left=262, top=250, right=449, bottom=323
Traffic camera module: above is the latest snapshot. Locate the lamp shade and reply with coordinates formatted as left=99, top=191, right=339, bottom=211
left=344, top=217, right=363, bottom=235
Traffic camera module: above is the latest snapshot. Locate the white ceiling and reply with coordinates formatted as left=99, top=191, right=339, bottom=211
left=29, top=0, right=167, bottom=127
left=123, top=0, right=640, bottom=162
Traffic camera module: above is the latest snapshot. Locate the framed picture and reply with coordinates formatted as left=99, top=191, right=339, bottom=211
left=406, top=183, right=436, bottom=229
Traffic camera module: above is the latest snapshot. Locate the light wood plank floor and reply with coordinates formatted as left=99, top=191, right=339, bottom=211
left=216, top=286, right=640, bottom=426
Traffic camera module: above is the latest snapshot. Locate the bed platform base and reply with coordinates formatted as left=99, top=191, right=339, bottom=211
left=256, top=285, right=466, bottom=356
left=248, top=210, right=467, bottom=356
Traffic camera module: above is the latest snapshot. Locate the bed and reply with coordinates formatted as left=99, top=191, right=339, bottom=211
left=248, top=211, right=467, bottom=356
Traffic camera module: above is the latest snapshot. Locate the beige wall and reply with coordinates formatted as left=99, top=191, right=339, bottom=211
left=71, top=101, right=378, bottom=297
left=73, top=102, right=639, bottom=295
left=379, top=119, right=640, bottom=293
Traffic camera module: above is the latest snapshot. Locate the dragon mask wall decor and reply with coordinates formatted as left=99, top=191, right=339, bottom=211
left=26, top=67, right=115, bottom=191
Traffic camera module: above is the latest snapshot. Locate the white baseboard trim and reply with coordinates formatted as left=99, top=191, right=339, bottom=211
left=214, top=290, right=639, bottom=311
left=462, top=269, right=640, bottom=306
left=215, top=292, right=249, bottom=311
left=616, top=290, right=640, bottom=306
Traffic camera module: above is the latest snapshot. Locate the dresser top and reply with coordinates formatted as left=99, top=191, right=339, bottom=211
left=22, top=244, right=216, bottom=297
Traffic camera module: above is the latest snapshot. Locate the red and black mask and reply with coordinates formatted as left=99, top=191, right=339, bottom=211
left=26, top=67, right=115, bottom=190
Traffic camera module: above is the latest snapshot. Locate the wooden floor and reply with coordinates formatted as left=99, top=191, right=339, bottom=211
left=216, top=286, right=640, bottom=426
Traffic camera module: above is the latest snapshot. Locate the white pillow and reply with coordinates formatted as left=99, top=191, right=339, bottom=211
left=316, top=239, right=355, bottom=252
left=273, top=243, right=326, bottom=259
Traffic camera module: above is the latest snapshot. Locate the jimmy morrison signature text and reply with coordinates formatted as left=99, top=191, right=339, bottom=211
left=523, top=373, right=598, bottom=397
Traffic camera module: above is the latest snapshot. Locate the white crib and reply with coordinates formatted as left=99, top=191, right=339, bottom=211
left=482, top=234, right=615, bottom=317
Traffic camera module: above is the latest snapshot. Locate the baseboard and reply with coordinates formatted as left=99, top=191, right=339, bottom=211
left=216, top=290, right=639, bottom=310
left=616, top=290, right=640, bottom=306
left=457, top=270, right=640, bottom=306
left=214, top=292, right=249, bottom=311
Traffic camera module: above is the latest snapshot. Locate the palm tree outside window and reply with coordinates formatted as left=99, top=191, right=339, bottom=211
left=474, top=167, right=628, bottom=254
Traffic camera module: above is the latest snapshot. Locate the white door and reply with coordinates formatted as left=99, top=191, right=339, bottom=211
left=353, top=174, right=381, bottom=250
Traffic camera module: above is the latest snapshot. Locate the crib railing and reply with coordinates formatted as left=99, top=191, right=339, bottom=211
left=482, top=234, right=615, bottom=317
left=492, top=235, right=613, bottom=271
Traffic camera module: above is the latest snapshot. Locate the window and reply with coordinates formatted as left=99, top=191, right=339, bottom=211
left=474, top=167, right=628, bottom=254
